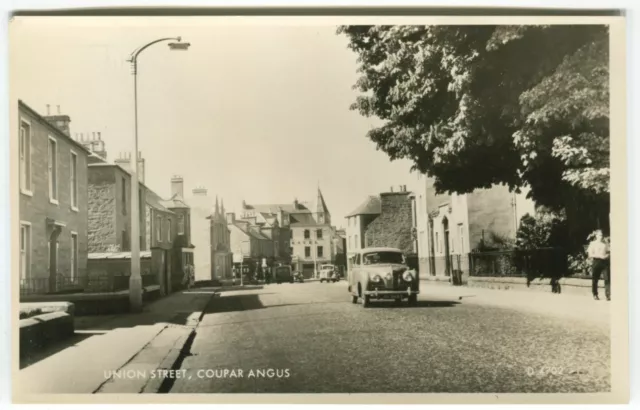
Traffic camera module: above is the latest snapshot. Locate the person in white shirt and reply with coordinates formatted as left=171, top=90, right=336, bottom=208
left=587, top=230, right=610, bottom=300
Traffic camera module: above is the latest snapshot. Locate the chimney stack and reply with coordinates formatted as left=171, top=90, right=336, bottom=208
left=171, top=175, right=184, bottom=199
left=43, top=105, right=71, bottom=137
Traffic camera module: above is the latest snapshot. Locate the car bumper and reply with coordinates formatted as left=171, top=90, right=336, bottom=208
left=364, top=288, right=419, bottom=297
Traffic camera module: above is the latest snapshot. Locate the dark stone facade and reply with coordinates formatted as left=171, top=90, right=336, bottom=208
left=364, top=192, right=413, bottom=254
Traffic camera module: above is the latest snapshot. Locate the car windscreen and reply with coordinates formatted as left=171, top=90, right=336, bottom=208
left=275, top=267, right=290, bottom=274
left=362, top=251, right=405, bottom=265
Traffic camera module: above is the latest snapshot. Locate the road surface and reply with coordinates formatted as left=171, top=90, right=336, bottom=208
left=168, top=281, right=610, bottom=393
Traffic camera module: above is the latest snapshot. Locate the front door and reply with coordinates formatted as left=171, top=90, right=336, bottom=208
left=48, top=229, right=60, bottom=292
left=444, top=230, right=451, bottom=277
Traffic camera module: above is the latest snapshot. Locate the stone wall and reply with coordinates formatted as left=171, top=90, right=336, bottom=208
left=87, top=167, right=116, bottom=252
left=364, top=192, right=413, bottom=254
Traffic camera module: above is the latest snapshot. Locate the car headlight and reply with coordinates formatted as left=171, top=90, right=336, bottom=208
left=385, top=272, right=393, bottom=281
left=371, top=275, right=382, bottom=282
left=403, top=271, right=414, bottom=281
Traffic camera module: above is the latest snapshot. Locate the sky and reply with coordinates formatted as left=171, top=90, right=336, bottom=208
left=10, top=16, right=417, bottom=229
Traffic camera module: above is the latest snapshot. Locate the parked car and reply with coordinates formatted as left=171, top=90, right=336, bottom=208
left=319, top=264, right=339, bottom=283
left=347, top=247, right=419, bottom=307
left=274, top=266, right=294, bottom=284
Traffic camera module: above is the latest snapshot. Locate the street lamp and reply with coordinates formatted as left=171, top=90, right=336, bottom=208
left=127, top=37, right=190, bottom=313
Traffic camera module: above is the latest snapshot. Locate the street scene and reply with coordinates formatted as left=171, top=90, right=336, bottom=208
left=10, top=16, right=621, bottom=400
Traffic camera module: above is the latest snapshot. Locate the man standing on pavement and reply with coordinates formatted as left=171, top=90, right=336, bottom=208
left=587, top=230, right=610, bottom=301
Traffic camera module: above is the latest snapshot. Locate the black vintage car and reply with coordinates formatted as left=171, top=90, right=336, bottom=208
left=274, top=266, right=294, bottom=284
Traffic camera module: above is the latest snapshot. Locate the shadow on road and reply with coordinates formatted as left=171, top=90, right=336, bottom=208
left=20, top=332, right=94, bottom=370
left=365, top=300, right=461, bottom=309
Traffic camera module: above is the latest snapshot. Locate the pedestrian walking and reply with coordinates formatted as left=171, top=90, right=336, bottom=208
left=587, top=230, right=610, bottom=301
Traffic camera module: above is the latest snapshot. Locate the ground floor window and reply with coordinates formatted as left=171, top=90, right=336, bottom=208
left=20, top=223, right=31, bottom=280
left=71, top=232, right=78, bottom=280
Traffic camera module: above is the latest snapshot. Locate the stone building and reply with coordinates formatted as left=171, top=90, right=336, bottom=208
left=83, top=133, right=194, bottom=295
left=240, top=188, right=334, bottom=278
left=364, top=186, right=415, bottom=254
left=18, top=101, right=90, bottom=296
left=227, top=213, right=272, bottom=278
left=411, top=172, right=535, bottom=278
left=207, top=198, right=232, bottom=281
left=345, top=195, right=381, bottom=257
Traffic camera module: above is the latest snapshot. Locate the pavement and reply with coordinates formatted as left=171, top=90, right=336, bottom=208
left=17, top=288, right=217, bottom=395
left=168, top=281, right=610, bottom=394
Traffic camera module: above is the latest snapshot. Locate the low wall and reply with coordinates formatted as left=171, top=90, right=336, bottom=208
left=421, top=275, right=603, bottom=296
left=20, top=307, right=75, bottom=359
left=21, top=286, right=162, bottom=316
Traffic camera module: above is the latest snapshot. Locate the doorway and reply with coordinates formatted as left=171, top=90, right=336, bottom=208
left=443, top=217, right=451, bottom=277
left=48, top=228, right=61, bottom=293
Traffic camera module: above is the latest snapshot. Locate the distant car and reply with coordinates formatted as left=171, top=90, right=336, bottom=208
left=274, top=266, right=294, bottom=284
left=319, top=264, right=339, bottom=283
left=347, top=247, right=419, bottom=307
left=293, top=271, right=304, bottom=283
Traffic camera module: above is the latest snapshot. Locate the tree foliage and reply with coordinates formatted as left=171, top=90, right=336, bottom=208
left=515, top=209, right=567, bottom=250
left=337, top=25, right=610, bottom=208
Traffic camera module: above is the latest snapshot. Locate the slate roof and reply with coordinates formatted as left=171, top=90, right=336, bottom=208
left=161, top=194, right=190, bottom=209
left=346, top=196, right=382, bottom=218
left=289, top=213, right=319, bottom=226
left=145, top=189, right=174, bottom=213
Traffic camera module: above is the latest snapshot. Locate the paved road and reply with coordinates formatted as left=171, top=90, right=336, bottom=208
left=169, top=282, right=610, bottom=393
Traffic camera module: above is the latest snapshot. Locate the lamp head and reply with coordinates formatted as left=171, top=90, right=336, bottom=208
left=169, top=41, right=190, bottom=51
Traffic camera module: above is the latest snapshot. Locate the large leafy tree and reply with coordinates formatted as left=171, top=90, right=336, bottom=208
left=338, top=25, right=610, bottom=248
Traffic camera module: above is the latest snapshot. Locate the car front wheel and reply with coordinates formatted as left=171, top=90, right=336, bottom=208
left=351, top=294, right=358, bottom=304
left=362, top=295, right=371, bottom=308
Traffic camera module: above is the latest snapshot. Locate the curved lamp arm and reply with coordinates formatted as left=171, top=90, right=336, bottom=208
left=128, top=36, right=182, bottom=63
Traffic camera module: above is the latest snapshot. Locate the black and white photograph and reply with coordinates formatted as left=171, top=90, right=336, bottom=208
left=7, top=9, right=629, bottom=404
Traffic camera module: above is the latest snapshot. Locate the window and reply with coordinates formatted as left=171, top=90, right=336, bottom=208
left=70, top=151, right=78, bottom=210
left=289, top=246, right=293, bottom=255
left=20, top=223, right=31, bottom=280
left=316, top=229, right=323, bottom=239
left=70, top=232, right=78, bottom=280
left=47, top=136, right=58, bottom=202
left=19, top=120, right=32, bottom=193
left=122, top=177, right=127, bottom=214
left=156, top=215, right=162, bottom=242
left=167, top=218, right=172, bottom=242
left=304, top=229, right=310, bottom=239
left=317, top=246, right=324, bottom=258
left=363, top=251, right=405, bottom=265
left=305, top=246, right=311, bottom=258
left=178, top=214, right=185, bottom=234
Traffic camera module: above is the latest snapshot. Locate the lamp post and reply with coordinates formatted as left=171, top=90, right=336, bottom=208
left=127, top=37, right=190, bottom=312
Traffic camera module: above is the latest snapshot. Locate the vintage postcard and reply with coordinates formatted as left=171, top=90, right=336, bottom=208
left=9, top=9, right=628, bottom=405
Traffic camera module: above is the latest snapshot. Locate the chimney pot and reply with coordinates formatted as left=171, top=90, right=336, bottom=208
left=57, top=105, right=60, bottom=114
left=390, top=186, right=394, bottom=192
left=97, top=131, right=101, bottom=140
left=46, top=104, right=50, bottom=115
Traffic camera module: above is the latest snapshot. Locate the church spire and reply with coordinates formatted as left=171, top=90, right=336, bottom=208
left=215, top=196, right=220, bottom=216
left=221, top=198, right=225, bottom=216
